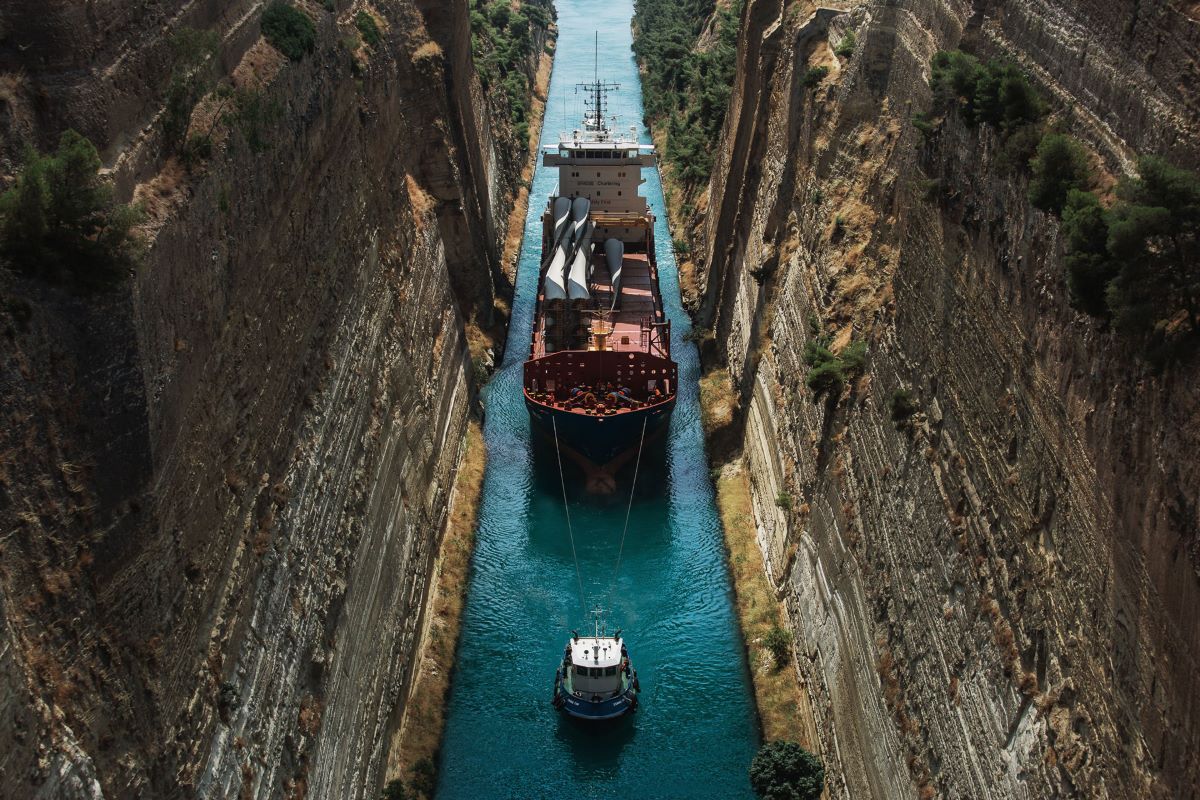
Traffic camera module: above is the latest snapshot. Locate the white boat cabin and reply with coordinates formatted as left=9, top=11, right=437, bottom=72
left=568, top=634, right=626, bottom=696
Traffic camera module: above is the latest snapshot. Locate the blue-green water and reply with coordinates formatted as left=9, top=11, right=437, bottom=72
left=436, top=3, right=759, bottom=797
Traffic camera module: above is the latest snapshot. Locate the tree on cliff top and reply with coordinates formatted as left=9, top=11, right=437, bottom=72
left=750, top=741, right=825, bottom=800
left=0, top=130, right=142, bottom=287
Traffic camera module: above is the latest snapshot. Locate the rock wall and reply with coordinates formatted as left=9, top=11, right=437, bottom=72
left=698, top=0, right=1200, bottom=797
left=0, top=1, right=524, bottom=797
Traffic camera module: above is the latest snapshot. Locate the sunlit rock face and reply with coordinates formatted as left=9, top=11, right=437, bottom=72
left=697, top=0, right=1199, bottom=796
left=0, top=1, right=532, bottom=797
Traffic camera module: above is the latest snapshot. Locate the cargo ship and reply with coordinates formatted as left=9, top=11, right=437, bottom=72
left=522, top=74, right=677, bottom=489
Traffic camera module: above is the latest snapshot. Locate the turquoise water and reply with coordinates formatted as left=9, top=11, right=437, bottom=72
left=436, top=2, right=759, bottom=797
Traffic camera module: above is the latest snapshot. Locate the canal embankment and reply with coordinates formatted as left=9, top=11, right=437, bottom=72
left=384, top=19, right=556, bottom=795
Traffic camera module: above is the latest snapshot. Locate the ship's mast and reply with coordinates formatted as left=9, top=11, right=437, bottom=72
left=577, top=33, right=619, bottom=134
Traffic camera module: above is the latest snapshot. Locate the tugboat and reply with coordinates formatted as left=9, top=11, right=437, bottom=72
left=523, top=65, right=677, bottom=491
left=552, top=610, right=639, bottom=720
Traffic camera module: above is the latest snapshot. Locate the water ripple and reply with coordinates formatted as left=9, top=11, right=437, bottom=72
left=436, top=3, right=759, bottom=797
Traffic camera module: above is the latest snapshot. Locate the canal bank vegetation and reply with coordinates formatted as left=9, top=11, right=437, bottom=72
left=385, top=420, right=487, bottom=800
left=715, top=465, right=820, bottom=747
left=632, top=0, right=743, bottom=304
left=469, top=0, right=556, bottom=148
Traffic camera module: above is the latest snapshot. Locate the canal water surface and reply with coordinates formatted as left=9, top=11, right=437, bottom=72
left=436, top=2, right=759, bottom=796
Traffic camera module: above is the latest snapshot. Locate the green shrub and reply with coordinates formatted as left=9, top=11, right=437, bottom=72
left=834, top=30, right=856, bottom=58
left=930, top=50, right=1043, bottom=131
left=839, top=339, right=867, bottom=375
left=888, top=388, right=919, bottom=423
left=750, top=741, right=825, bottom=800
left=409, top=757, right=436, bottom=798
left=930, top=50, right=983, bottom=111
left=356, top=11, right=382, bottom=48
left=971, top=59, right=1042, bottom=131
left=802, top=65, right=829, bottom=88
left=805, top=360, right=845, bottom=398
left=775, top=491, right=792, bottom=511
left=1061, top=189, right=1115, bottom=316
left=1104, top=156, right=1200, bottom=340
left=1059, top=156, right=1200, bottom=352
left=994, top=122, right=1041, bottom=174
left=381, top=779, right=407, bottom=800
left=261, top=2, right=316, bottom=61
left=911, top=111, right=935, bottom=138
left=0, top=130, right=142, bottom=287
left=803, top=337, right=866, bottom=400
left=764, top=625, right=793, bottom=666
left=1028, top=133, right=1091, bottom=214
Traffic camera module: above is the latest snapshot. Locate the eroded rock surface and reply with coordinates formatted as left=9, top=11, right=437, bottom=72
left=0, top=1, right=534, bottom=797
left=698, top=0, right=1199, bottom=796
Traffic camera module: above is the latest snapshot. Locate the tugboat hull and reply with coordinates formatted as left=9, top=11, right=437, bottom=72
left=555, top=687, right=638, bottom=720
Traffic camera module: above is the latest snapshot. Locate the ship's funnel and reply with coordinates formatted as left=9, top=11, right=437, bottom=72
left=567, top=221, right=595, bottom=301
left=605, top=238, right=624, bottom=310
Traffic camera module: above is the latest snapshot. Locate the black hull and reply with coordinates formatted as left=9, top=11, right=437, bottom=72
left=526, top=399, right=675, bottom=469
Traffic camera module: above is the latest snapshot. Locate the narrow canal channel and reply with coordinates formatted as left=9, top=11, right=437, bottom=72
left=436, top=2, right=760, bottom=796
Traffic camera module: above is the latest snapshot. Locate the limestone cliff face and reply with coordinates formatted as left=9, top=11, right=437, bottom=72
left=698, top=0, right=1199, bottom=797
left=0, top=1, right=523, bottom=797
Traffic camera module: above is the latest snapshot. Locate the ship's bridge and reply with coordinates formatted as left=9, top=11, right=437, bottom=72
left=543, top=134, right=656, bottom=216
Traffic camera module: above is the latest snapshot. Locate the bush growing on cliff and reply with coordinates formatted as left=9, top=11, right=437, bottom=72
left=930, top=50, right=1043, bottom=132
left=834, top=30, right=856, bottom=58
left=802, top=66, right=829, bottom=88
left=356, top=11, right=382, bottom=48
left=1106, top=156, right=1200, bottom=341
left=1059, top=156, right=1200, bottom=355
left=1028, top=133, right=1092, bottom=214
left=0, top=130, right=142, bottom=286
left=261, top=2, right=316, bottom=62
left=1061, top=189, right=1116, bottom=316
left=803, top=337, right=867, bottom=400
left=888, top=388, right=919, bottom=424
left=750, top=741, right=825, bottom=800
left=764, top=625, right=793, bottom=666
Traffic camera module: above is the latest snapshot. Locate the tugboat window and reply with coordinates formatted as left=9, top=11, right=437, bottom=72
left=605, top=666, right=617, bottom=676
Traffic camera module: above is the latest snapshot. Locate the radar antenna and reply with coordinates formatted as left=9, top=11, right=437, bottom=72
left=577, top=32, right=619, bottom=134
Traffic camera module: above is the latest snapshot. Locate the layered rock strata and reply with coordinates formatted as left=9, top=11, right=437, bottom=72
left=697, top=0, right=1199, bottom=797
left=0, top=1, right=526, bottom=797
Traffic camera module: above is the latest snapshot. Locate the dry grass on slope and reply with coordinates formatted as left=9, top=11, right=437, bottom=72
left=386, top=420, right=486, bottom=797
left=715, top=466, right=820, bottom=748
